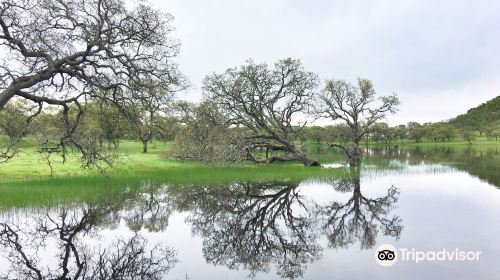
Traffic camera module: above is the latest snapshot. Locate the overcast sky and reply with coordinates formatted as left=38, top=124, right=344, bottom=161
left=150, top=0, right=500, bottom=125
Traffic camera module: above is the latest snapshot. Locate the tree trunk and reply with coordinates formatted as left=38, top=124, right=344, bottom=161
left=142, top=140, right=148, bottom=153
left=348, top=140, right=362, bottom=166
left=296, top=152, right=321, bottom=166
left=282, top=140, right=320, bottom=166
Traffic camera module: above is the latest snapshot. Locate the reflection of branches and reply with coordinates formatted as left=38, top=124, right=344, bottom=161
left=124, top=182, right=174, bottom=232
left=184, top=182, right=321, bottom=279
left=0, top=200, right=177, bottom=280
left=174, top=175, right=403, bottom=278
left=317, top=167, right=402, bottom=249
left=93, top=237, right=176, bottom=280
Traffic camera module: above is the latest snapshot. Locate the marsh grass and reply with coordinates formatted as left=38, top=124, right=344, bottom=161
left=0, top=165, right=348, bottom=209
left=1, top=138, right=499, bottom=209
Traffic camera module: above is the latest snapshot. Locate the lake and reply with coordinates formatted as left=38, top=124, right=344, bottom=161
left=1, top=145, right=499, bottom=279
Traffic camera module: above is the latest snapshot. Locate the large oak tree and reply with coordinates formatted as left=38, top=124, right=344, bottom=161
left=203, top=58, right=320, bottom=166
left=0, top=0, right=184, bottom=165
left=315, top=78, right=399, bottom=165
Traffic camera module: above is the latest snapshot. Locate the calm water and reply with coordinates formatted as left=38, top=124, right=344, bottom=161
left=1, top=146, right=499, bottom=279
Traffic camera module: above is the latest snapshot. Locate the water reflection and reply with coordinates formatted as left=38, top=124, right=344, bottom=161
left=0, top=174, right=402, bottom=279
left=123, top=182, right=175, bottom=232
left=0, top=197, right=177, bottom=280
left=181, top=182, right=321, bottom=279
left=318, top=165, right=402, bottom=249
left=168, top=168, right=402, bottom=278
left=308, top=145, right=500, bottom=188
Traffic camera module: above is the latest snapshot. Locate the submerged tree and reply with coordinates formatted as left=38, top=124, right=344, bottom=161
left=315, top=78, right=399, bottom=165
left=0, top=0, right=184, bottom=165
left=316, top=166, right=403, bottom=249
left=203, top=58, right=321, bottom=166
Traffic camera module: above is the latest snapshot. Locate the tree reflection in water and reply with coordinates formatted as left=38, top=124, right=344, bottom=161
left=179, top=182, right=321, bottom=279
left=175, top=169, right=402, bottom=279
left=123, top=181, right=175, bottom=233
left=317, top=165, right=403, bottom=249
left=0, top=172, right=403, bottom=279
left=0, top=197, right=177, bottom=280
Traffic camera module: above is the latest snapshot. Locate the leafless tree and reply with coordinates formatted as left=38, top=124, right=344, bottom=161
left=109, top=80, right=176, bottom=153
left=0, top=0, right=184, bottom=165
left=170, top=101, right=248, bottom=164
left=203, top=58, right=321, bottom=166
left=315, top=78, right=399, bottom=165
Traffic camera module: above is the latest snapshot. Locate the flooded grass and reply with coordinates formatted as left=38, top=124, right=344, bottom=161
left=0, top=164, right=349, bottom=209
left=1, top=140, right=499, bottom=209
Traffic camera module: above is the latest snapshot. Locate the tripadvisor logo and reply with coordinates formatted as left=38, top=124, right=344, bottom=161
left=375, top=244, right=482, bottom=267
left=375, top=244, right=397, bottom=267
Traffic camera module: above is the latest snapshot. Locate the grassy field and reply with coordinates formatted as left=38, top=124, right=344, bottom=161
left=0, top=140, right=185, bottom=181
left=394, top=138, right=499, bottom=146
left=0, top=140, right=345, bottom=181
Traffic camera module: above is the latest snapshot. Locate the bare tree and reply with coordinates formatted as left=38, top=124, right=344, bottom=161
left=111, top=80, right=176, bottom=153
left=315, top=78, right=399, bottom=165
left=170, top=101, right=248, bottom=164
left=203, top=58, right=321, bottom=166
left=0, top=0, right=184, bottom=165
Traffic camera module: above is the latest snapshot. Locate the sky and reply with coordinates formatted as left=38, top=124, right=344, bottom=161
left=149, top=0, right=500, bottom=125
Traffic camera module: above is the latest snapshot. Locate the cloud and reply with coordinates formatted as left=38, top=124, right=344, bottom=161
left=152, top=0, right=500, bottom=124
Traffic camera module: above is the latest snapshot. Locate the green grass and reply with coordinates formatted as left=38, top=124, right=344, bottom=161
left=0, top=164, right=347, bottom=209
left=0, top=139, right=349, bottom=208
left=3, top=137, right=499, bottom=174
left=2, top=137, right=498, bottom=182
left=0, top=140, right=183, bottom=181
left=1, top=136, right=499, bottom=209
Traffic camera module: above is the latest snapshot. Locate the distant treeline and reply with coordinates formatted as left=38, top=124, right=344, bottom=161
left=302, top=96, right=500, bottom=145
left=301, top=121, right=499, bottom=145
